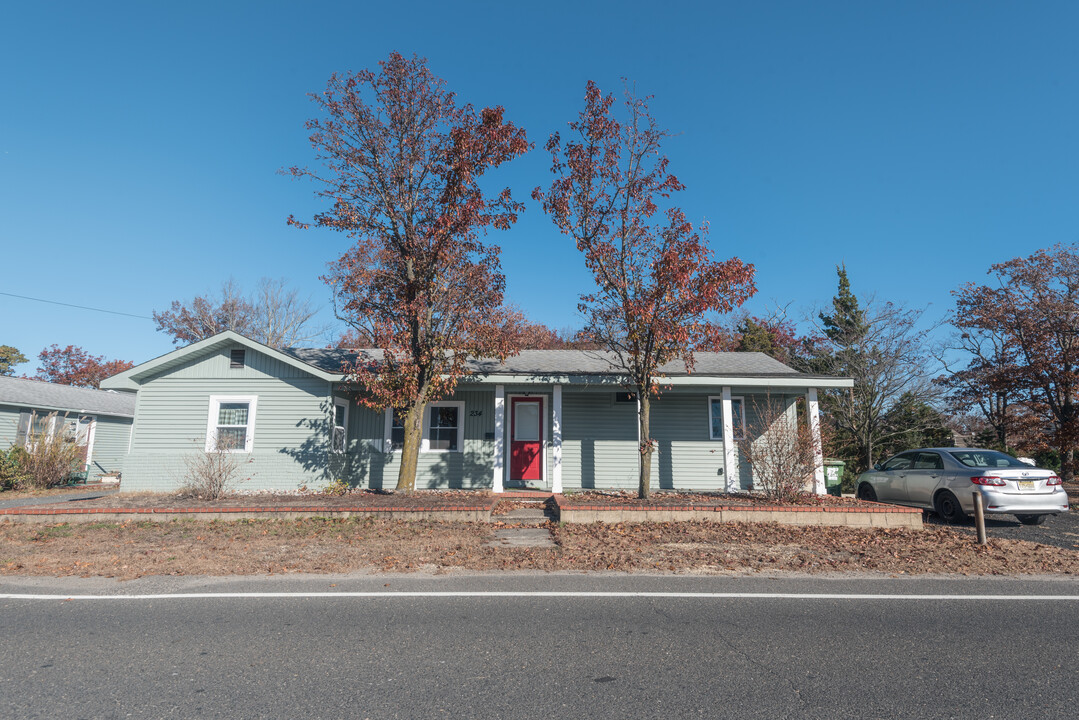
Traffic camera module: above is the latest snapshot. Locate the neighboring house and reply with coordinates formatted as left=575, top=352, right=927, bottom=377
left=0, top=375, right=135, bottom=477
left=101, top=331, right=853, bottom=493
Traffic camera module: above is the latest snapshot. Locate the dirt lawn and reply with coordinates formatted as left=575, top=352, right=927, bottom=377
left=1, top=517, right=1076, bottom=580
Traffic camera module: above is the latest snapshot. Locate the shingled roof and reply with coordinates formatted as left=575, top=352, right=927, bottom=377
left=284, top=348, right=807, bottom=377
left=0, top=376, right=136, bottom=417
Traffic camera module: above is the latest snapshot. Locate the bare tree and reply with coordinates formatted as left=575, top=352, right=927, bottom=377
left=934, top=326, right=1017, bottom=449
left=154, top=278, right=326, bottom=348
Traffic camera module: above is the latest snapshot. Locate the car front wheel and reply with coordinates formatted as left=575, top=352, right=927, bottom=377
left=856, top=483, right=877, bottom=502
left=1015, top=514, right=1049, bottom=526
left=935, top=491, right=967, bottom=523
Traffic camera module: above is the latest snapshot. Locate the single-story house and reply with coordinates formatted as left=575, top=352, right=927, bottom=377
left=0, top=375, right=135, bottom=477
left=100, top=331, right=852, bottom=494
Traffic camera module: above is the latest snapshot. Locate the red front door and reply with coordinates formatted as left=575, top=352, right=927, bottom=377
left=510, top=397, right=543, bottom=482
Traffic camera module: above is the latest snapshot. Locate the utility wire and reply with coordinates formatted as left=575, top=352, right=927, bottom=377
left=0, top=291, right=153, bottom=320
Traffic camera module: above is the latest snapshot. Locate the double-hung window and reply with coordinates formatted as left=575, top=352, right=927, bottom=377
left=708, top=395, right=745, bottom=441
left=206, top=395, right=257, bottom=453
left=426, top=402, right=463, bottom=452
left=383, top=402, right=465, bottom=453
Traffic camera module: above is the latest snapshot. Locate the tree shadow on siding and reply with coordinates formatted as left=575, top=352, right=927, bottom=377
left=277, top=400, right=334, bottom=488
left=425, top=448, right=493, bottom=490
left=580, top=438, right=595, bottom=489
left=657, top=439, right=674, bottom=490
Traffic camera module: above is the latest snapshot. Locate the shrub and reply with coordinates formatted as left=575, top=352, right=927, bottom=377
left=177, top=437, right=253, bottom=499
left=0, top=446, right=31, bottom=490
left=20, top=412, right=83, bottom=489
left=737, top=396, right=822, bottom=502
left=322, top=478, right=350, bottom=496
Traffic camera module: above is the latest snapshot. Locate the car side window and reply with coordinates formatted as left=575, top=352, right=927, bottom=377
left=881, top=454, right=914, bottom=471
left=913, top=452, right=943, bottom=470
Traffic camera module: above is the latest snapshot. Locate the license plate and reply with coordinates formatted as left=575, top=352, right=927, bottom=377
left=1017, top=480, right=1034, bottom=490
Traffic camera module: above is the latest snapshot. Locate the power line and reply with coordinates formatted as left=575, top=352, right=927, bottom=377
left=0, top=291, right=153, bottom=320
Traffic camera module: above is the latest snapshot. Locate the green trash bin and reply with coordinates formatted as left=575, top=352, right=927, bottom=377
left=824, top=459, right=845, bottom=496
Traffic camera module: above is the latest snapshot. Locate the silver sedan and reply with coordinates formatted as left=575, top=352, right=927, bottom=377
left=856, top=448, right=1070, bottom=525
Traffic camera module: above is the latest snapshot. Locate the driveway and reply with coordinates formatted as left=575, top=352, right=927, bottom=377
left=927, top=507, right=1079, bottom=551
left=0, top=488, right=119, bottom=511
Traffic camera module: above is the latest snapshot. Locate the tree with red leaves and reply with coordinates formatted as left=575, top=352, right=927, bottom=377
left=287, top=53, right=530, bottom=491
left=534, top=81, right=756, bottom=498
left=35, top=345, right=133, bottom=388
left=953, top=244, right=1079, bottom=480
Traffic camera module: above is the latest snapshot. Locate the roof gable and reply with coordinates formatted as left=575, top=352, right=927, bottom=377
left=100, top=331, right=342, bottom=390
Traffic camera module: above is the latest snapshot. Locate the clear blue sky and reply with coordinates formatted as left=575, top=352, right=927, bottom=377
left=2, top=1, right=1077, bottom=374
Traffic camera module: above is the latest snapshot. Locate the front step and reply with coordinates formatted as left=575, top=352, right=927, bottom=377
left=497, top=506, right=558, bottom=524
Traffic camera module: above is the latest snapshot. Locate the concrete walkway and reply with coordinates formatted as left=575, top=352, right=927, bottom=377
left=485, top=504, right=557, bottom=547
left=0, top=488, right=119, bottom=511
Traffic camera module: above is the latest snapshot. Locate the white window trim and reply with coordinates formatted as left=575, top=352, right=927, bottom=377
left=383, top=402, right=467, bottom=453
left=383, top=407, right=403, bottom=453
left=205, top=395, right=258, bottom=453
left=422, top=401, right=465, bottom=453
left=709, top=395, right=745, bottom=441
left=332, top=397, right=349, bottom=454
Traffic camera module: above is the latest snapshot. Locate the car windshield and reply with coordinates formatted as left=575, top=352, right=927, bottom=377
left=948, top=450, right=1030, bottom=469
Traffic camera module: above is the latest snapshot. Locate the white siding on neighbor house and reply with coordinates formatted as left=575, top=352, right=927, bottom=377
left=0, top=404, right=21, bottom=448
left=1, top=402, right=132, bottom=476
left=86, top=415, right=132, bottom=476
left=122, top=371, right=333, bottom=492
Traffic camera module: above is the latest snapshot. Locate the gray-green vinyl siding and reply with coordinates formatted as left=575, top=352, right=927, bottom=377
left=114, top=340, right=816, bottom=493
left=122, top=368, right=333, bottom=492
left=337, top=389, right=496, bottom=490
left=147, top=345, right=319, bottom=381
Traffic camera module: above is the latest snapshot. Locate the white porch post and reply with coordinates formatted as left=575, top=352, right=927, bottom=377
left=552, top=384, right=563, bottom=493
left=493, top=385, right=505, bottom=493
left=722, top=387, right=739, bottom=493
left=806, top=387, right=826, bottom=495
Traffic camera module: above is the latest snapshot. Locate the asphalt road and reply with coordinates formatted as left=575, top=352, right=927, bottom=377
left=3, top=574, right=1078, bottom=719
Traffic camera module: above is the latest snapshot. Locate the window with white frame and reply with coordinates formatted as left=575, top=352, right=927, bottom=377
left=332, top=398, right=349, bottom=454
left=384, top=408, right=406, bottom=452
left=206, top=396, right=257, bottom=453
left=383, top=402, right=465, bottom=453
left=708, top=395, right=745, bottom=441
left=427, top=402, right=463, bottom=452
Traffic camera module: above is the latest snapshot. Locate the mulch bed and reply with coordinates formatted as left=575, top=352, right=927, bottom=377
left=20, top=489, right=495, bottom=511
left=0, top=517, right=1075, bottom=580
left=557, top=490, right=860, bottom=508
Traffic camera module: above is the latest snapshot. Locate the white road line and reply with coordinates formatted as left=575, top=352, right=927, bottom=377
left=2, top=592, right=1079, bottom=601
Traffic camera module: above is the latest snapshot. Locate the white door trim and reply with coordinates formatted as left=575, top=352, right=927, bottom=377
left=506, top=393, right=548, bottom=487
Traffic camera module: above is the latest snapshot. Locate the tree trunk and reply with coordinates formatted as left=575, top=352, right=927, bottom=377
left=395, top=403, right=425, bottom=492
left=637, top=390, right=653, bottom=499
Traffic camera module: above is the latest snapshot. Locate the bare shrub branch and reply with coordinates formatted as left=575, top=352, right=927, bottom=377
left=20, top=412, right=83, bottom=489
left=178, top=437, right=253, bottom=499
left=737, top=396, right=821, bottom=502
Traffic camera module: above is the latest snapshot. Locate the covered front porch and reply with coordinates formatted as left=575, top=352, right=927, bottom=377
left=475, top=377, right=843, bottom=496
